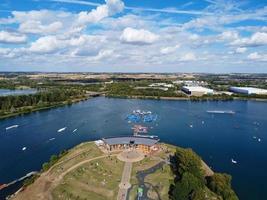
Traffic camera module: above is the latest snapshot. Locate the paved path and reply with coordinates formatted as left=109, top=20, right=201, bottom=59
left=117, top=162, right=132, bottom=200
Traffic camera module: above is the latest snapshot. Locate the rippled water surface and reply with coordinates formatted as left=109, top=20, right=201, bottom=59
left=0, top=97, right=266, bottom=199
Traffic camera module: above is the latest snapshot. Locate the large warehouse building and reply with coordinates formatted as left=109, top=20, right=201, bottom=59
left=182, top=86, right=214, bottom=96
left=102, top=136, right=159, bottom=154
left=229, top=87, right=267, bottom=95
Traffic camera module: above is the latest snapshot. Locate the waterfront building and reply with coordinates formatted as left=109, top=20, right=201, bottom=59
left=181, top=86, right=214, bottom=96
left=229, top=87, right=267, bottom=95
left=102, top=136, right=159, bottom=154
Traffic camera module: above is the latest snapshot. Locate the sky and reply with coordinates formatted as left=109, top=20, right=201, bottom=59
left=0, top=0, right=267, bottom=73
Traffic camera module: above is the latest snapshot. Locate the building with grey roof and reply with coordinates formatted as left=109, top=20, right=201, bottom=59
left=102, top=136, right=159, bottom=154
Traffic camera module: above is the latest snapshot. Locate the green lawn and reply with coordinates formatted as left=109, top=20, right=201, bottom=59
left=50, top=142, right=104, bottom=176
left=52, top=156, right=124, bottom=200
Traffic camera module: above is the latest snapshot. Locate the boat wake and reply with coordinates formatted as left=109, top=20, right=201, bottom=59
left=207, top=110, right=235, bottom=114
left=5, top=125, right=19, bottom=130
left=231, top=158, right=237, bottom=164
left=57, top=127, right=67, bottom=133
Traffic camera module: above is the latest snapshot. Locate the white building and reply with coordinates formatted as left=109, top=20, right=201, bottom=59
left=229, top=87, right=267, bottom=95
left=149, top=83, right=174, bottom=88
left=173, top=80, right=207, bottom=86
left=182, top=86, right=214, bottom=96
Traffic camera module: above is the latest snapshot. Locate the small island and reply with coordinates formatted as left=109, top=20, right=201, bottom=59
left=10, top=136, right=238, bottom=200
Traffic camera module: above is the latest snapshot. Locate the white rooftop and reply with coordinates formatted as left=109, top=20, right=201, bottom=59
left=183, top=86, right=213, bottom=92
left=230, top=87, right=267, bottom=94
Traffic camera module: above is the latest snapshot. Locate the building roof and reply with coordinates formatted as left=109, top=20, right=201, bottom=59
left=230, top=87, right=267, bottom=92
left=182, top=86, right=213, bottom=92
left=230, top=87, right=267, bottom=94
left=102, top=136, right=159, bottom=146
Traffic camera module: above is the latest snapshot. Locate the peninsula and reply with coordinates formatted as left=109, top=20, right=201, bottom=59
left=9, top=137, right=238, bottom=200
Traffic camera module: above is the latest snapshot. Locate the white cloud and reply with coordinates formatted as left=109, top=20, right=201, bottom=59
left=120, top=27, right=159, bottom=45
left=90, top=49, right=114, bottom=61
left=180, top=52, right=196, bottom=61
left=29, top=36, right=64, bottom=53
left=247, top=52, right=267, bottom=61
left=28, top=34, right=106, bottom=54
left=231, top=32, right=267, bottom=47
left=0, top=31, right=27, bottom=44
left=235, top=47, right=247, bottom=53
left=19, top=20, right=63, bottom=34
left=51, top=0, right=212, bottom=16
left=160, top=44, right=180, bottom=54
left=219, top=31, right=239, bottom=41
left=77, top=0, right=124, bottom=25
left=0, top=48, right=11, bottom=57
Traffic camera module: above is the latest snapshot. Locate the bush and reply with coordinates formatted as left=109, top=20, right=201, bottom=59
left=206, top=173, right=238, bottom=200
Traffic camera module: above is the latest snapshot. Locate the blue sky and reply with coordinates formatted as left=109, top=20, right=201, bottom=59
left=0, top=0, right=267, bottom=73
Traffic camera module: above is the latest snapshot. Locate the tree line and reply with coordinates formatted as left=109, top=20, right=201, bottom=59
left=170, top=147, right=238, bottom=200
left=0, top=88, right=86, bottom=114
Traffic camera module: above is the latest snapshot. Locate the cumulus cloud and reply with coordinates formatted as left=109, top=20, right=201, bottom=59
left=77, top=0, right=124, bottom=25
left=2, top=0, right=124, bottom=36
left=247, top=52, right=267, bottom=61
left=0, top=0, right=267, bottom=71
left=120, top=27, right=159, bottom=45
left=90, top=49, right=114, bottom=61
left=19, top=21, right=63, bottom=34
left=235, top=47, right=247, bottom=53
left=29, top=36, right=64, bottom=53
left=0, top=31, right=27, bottom=44
left=219, top=31, right=239, bottom=41
left=160, top=44, right=180, bottom=54
left=231, top=32, right=267, bottom=47
left=180, top=52, right=196, bottom=61
left=28, top=34, right=106, bottom=55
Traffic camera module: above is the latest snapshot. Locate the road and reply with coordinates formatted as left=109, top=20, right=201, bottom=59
left=117, top=162, right=132, bottom=200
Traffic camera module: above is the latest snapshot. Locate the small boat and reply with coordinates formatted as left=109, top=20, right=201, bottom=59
left=49, top=138, right=55, bottom=141
left=253, top=136, right=257, bottom=139
left=22, top=147, right=27, bottom=151
left=201, top=121, right=205, bottom=124
left=6, top=125, right=19, bottom=130
left=57, top=127, right=67, bottom=133
left=231, top=159, right=237, bottom=164
left=73, top=129, right=77, bottom=133
left=189, top=124, right=193, bottom=128
left=258, top=138, right=261, bottom=142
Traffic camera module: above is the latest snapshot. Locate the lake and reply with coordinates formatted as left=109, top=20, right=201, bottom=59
left=0, top=89, right=37, bottom=96
left=0, top=97, right=266, bottom=199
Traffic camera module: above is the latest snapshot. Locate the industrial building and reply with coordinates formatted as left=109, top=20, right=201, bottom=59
left=229, top=87, right=267, bottom=95
left=181, top=86, right=214, bottom=96
left=102, top=136, right=159, bottom=154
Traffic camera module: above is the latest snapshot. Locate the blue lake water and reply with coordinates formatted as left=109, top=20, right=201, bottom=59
left=0, top=89, right=37, bottom=96
left=0, top=97, right=266, bottom=199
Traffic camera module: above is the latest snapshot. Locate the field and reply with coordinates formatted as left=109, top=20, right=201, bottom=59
left=52, top=157, right=124, bottom=200
left=11, top=142, right=216, bottom=200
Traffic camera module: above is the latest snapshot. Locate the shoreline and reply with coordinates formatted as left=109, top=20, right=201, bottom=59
left=1, top=94, right=267, bottom=120
left=106, top=94, right=267, bottom=102
left=0, top=96, right=90, bottom=120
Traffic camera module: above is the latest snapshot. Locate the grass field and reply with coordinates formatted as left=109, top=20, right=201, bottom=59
left=49, top=142, right=104, bottom=176
left=52, top=156, right=124, bottom=200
